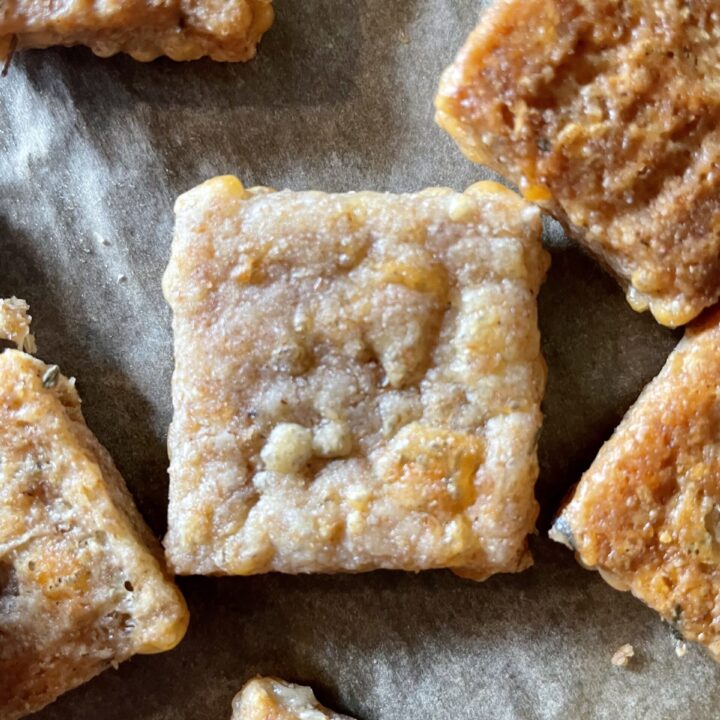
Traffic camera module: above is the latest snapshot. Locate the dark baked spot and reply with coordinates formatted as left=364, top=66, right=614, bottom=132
left=0, top=561, right=19, bottom=597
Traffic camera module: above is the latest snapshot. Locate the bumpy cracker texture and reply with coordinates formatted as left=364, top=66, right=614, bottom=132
left=232, top=677, right=354, bottom=720
left=164, top=176, right=549, bottom=581
left=0, top=330, right=188, bottom=719
left=551, top=307, right=720, bottom=660
left=436, top=0, right=720, bottom=327
left=0, top=0, right=274, bottom=62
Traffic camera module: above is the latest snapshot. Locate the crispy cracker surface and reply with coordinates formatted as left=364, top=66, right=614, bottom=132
left=552, top=307, right=720, bottom=659
left=436, top=0, right=720, bottom=327
left=232, top=678, right=354, bottom=720
left=164, top=176, right=549, bottom=580
left=0, top=0, right=273, bottom=62
left=0, top=310, right=188, bottom=720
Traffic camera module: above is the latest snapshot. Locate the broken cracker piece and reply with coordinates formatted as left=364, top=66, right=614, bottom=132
left=0, top=0, right=274, bottom=63
left=611, top=644, right=634, bottom=668
left=551, top=306, right=720, bottom=661
left=0, top=301, right=188, bottom=720
left=232, top=677, right=354, bottom=720
left=0, top=297, right=36, bottom=353
left=164, top=176, right=549, bottom=580
left=436, top=0, right=720, bottom=327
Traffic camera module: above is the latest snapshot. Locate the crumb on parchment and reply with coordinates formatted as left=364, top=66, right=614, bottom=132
left=611, top=644, right=635, bottom=668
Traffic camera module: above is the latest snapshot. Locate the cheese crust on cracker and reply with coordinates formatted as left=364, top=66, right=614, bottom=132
left=164, top=176, right=549, bottom=580
left=552, top=307, right=720, bottom=660
left=436, top=0, right=720, bottom=327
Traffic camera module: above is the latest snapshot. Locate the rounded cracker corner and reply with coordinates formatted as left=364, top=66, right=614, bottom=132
left=173, top=175, right=250, bottom=214
left=135, top=588, right=190, bottom=654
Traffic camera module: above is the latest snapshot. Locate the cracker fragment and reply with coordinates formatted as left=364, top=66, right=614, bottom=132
left=611, top=644, right=634, bottom=668
left=164, top=176, right=549, bottom=580
left=436, top=0, right=720, bottom=327
left=0, top=1, right=273, bottom=62
left=0, top=300, right=188, bottom=720
left=551, top=307, right=720, bottom=660
left=0, top=297, right=36, bottom=353
left=232, top=678, right=355, bottom=720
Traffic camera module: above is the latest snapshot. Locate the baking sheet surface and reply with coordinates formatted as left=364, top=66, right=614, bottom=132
left=0, top=2, right=714, bottom=718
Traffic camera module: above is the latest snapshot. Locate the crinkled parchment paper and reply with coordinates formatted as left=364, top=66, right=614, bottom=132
left=0, top=2, right=716, bottom=718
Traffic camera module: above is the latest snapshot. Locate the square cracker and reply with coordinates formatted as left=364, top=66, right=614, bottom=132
left=551, top=307, right=720, bottom=659
left=164, top=176, right=549, bottom=580
left=0, top=0, right=273, bottom=63
left=0, top=339, right=188, bottom=719
left=232, top=678, right=353, bottom=720
left=436, top=0, right=720, bottom=327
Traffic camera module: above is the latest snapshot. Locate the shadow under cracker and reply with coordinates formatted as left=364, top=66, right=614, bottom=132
left=535, top=242, right=681, bottom=530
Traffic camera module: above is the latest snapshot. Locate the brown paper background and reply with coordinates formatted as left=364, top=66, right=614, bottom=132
left=0, top=2, right=716, bottom=718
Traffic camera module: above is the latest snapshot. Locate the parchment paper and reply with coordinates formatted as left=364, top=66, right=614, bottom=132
left=0, top=2, right=715, bottom=718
